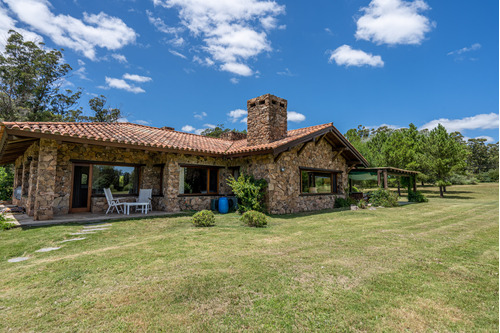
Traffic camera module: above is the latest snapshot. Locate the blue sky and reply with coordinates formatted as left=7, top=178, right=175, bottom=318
left=1, top=0, right=498, bottom=142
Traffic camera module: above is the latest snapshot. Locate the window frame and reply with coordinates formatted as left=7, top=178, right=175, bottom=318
left=178, top=164, right=221, bottom=196
left=299, top=167, right=342, bottom=195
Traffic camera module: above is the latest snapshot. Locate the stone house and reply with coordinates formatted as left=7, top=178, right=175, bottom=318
left=0, top=94, right=367, bottom=220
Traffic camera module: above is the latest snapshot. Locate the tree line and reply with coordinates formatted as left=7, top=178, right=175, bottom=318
left=345, top=124, right=499, bottom=197
left=0, top=30, right=122, bottom=123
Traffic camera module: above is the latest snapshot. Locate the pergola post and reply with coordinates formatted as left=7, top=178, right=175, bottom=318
left=377, top=170, right=382, bottom=188
left=383, top=170, right=388, bottom=189
left=412, top=175, right=417, bottom=192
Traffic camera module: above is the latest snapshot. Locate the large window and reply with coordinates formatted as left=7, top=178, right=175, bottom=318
left=92, top=165, right=139, bottom=195
left=301, top=169, right=338, bottom=194
left=179, top=166, right=218, bottom=195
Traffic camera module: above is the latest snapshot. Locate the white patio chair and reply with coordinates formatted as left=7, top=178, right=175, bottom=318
left=136, top=189, right=152, bottom=214
left=104, top=188, right=124, bottom=214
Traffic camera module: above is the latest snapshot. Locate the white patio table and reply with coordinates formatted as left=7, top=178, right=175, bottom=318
left=123, top=202, right=150, bottom=215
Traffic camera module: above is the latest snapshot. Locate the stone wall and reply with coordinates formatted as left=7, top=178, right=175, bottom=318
left=13, top=134, right=351, bottom=218
left=247, top=94, right=288, bottom=145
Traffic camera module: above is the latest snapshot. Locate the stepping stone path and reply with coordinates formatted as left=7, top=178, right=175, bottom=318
left=7, top=222, right=113, bottom=262
left=35, top=247, right=61, bottom=253
left=60, top=237, right=86, bottom=243
left=8, top=257, right=30, bottom=263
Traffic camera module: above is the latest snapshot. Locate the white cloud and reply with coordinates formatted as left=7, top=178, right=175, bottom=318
left=111, top=53, right=128, bottom=63
left=355, top=0, right=433, bottom=45
left=420, top=113, right=499, bottom=132
left=0, top=4, right=44, bottom=50
left=277, top=68, right=294, bottom=76
left=194, top=112, right=207, bottom=120
left=230, top=78, right=239, bottom=84
left=118, top=117, right=129, bottom=123
left=474, top=136, right=496, bottom=144
left=181, top=125, right=196, bottom=132
left=203, top=123, right=216, bottom=129
left=194, top=128, right=206, bottom=135
left=103, top=77, right=145, bottom=94
left=77, top=59, right=85, bottom=66
left=3, top=0, right=137, bottom=60
left=287, top=111, right=306, bottom=123
left=135, top=120, right=151, bottom=125
left=74, top=66, right=89, bottom=80
left=146, top=10, right=184, bottom=35
left=169, top=49, right=187, bottom=59
left=122, top=73, right=152, bottom=83
left=152, top=0, right=285, bottom=76
left=329, top=45, right=384, bottom=67
left=447, top=43, right=481, bottom=56
left=228, top=109, right=247, bottom=123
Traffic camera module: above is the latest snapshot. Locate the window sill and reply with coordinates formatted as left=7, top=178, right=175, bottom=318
left=299, top=193, right=340, bottom=196
left=177, top=193, right=223, bottom=197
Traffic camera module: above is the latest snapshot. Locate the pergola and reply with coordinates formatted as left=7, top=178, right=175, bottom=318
left=348, top=167, right=419, bottom=195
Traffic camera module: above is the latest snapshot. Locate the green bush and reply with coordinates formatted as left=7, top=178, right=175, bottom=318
left=449, top=174, right=478, bottom=185
left=0, top=166, right=14, bottom=201
left=477, top=169, right=499, bottom=183
left=227, top=174, right=267, bottom=213
left=351, top=186, right=360, bottom=193
left=0, top=214, right=15, bottom=231
left=240, top=210, right=267, bottom=228
left=369, top=189, right=399, bottom=207
left=334, top=197, right=357, bottom=208
left=357, top=199, right=368, bottom=209
left=408, top=190, right=428, bottom=203
left=192, top=210, right=216, bottom=227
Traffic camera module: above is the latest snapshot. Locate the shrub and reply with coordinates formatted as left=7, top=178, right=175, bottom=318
left=351, top=186, right=360, bottom=193
left=240, top=210, right=267, bottom=228
left=227, top=174, right=267, bottom=213
left=334, top=197, right=357, bottom=208
left=192, top=210, right=215, bottom=227
left=449, top=174, right=478, bottom=185
left=0, top=213, right=15, bottom=231
left=408, top=190, right=428, bottom=203
left=357, top=199, right=368, bottom=209
left=0, top=166, right=14, bottom=202
left=369, top=189, right=399, bottom=207
left=477, top=169, right=499, bottom=183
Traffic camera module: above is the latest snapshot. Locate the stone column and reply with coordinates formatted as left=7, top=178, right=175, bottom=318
left=21, top=160, right=30, bottom=206
left=34, top=139, right=58, bottom=221
left=26, top=150, right=39, bottom=216
left=164, top=160, right=180, bottom=212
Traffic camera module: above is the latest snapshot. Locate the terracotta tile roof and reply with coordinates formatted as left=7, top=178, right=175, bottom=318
left=226, top=123, right=333, bottom=155
left=1, top=121, right=369, bottom=166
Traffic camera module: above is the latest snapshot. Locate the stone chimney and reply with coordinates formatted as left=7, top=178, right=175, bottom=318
left=247, top=94, right=287, bottom=146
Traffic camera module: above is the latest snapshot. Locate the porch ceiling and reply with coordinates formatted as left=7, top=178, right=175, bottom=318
left=0, top=131, right=38, bottom=164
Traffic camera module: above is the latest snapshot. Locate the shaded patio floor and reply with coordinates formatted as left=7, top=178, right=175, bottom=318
left=1, top=205, right=180, bottom=227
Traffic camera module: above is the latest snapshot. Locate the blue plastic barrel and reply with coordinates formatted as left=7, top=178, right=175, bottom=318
left=218, top=197, right=229, bottom=214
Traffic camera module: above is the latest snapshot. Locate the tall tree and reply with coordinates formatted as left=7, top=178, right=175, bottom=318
left=0, top=30, right=81, bottom=121
left=422, top=124, right=467, bottom=197
left=85, top=95, right=122, bottom=123
left=467, top=138, right=490, bottom=174
left=200, top=124, right=246, bottom=138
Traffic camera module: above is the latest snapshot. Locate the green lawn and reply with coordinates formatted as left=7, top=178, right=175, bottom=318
left=0, top=184, right=498, bottom=332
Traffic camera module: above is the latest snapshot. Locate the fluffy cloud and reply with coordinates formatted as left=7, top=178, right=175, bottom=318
left=228, top=109, right=247, bottom=122
left=135, top=120, right=151, bottom=125
left=102, top=77, right=145, bottom=94
left=194, top=112, right=208, bottom=120
left=329, top=45, right=384, bottom=67
left=169, top=50, right=187, bottom=59
left=111, top=53, right=128, bottom=63
left=474, top=136, right=496, bottom=144
left=152, top=0, right=285, bottom=76
left=447, top=43, right=481, bottom=56
left=3, top=0, right=136, bottom=60
left=355, top=0, right=433, bottom=45
left=287, top=111, right=306, bottom=123
left=122, top=73, right=152, bottom=83
left=420, top=113, right=499, bottom=132
left=181, top=125, right=196, bottom=132
left=0, top=4, right=44, bottom=50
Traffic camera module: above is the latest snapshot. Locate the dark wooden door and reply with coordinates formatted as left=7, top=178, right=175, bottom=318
left=71, top=165, right=91, bottom=212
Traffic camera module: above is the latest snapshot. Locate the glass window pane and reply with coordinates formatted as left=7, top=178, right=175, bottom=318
left=314, top=173, right=332, bottom=193
left=209, top=169, right=218, bottom=193
left=301, top=171, right=310, bottom=193
left=92, top=165, right=137, bottom=195
left=183, top=168, right=207, bottom=194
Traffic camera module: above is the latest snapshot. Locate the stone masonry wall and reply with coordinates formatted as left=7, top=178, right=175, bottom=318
left=34, top=139, right=58, bottom=220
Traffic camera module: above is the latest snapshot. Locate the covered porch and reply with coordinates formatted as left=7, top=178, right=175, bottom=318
left=348, top=167, right=419, bottom=200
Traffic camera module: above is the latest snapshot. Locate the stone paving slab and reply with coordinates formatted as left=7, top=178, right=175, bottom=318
left=60, top=237, right=86, bottom=243
left=35, top=247, right=61, bottom=253
left=80, top=228, right=110, bottom=232
left=70, top=232, right=96, bottom=235
left=8, top=257, right=30, bottom=263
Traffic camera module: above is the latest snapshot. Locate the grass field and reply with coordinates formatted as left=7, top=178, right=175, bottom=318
left=0, top=184, right=498, bottom=332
